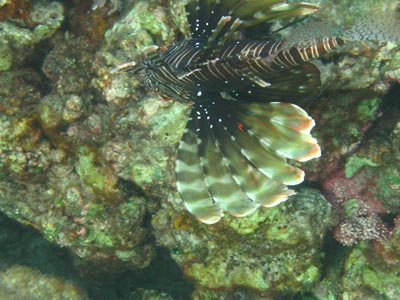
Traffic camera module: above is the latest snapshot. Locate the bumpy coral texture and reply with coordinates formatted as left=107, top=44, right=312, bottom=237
left=0, top=0, right=400, bottom=299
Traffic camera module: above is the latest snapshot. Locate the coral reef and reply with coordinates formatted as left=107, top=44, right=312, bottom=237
left=317, top=89, right=400, bottom=246
left=1, top=0, right=400, bottom=299
left=0, top=0, right=174, bottom=274
left=153, top=189, right=332, bottom=296
left=314, top=233, right=400, bottom=300
left=295, top=0, right=400, bottom=250
left=341, top=241, right=400, bottom=300
left=0, top=1, right=64, bottom=70
left=0, top=76, right=155, bottom=272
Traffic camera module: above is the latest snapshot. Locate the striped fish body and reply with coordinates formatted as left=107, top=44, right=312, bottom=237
left=134, top=0, right=344, bottom=224
left=143, top=35, right=344, bottom=102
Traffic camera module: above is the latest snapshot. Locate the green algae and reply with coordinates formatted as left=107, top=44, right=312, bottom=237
left=362, top=268, right=400, bottom=299
left=342, top=198, right=361, bottom=217
left=0, top=41, right=12, bottom=70
left=0, top=113, right=46, bottom=179
left=376, top=169, right=400, bottom=211
left=112, top=98, right=188, bottom=189
left=130, top=288, right=175, bottom=300
left=76, top=147, right=107, bottom=192
left=356, top=98, right=380, bottom=122
left=37, top=94, right=64, bottom=136
left=133, top=2, right=174, bottom=43
left=342, top=242, right=400, bottom=300
left=0, top=0, right=185, bottom=273
left=84, top=227, right=114, bottom=248
left=227, top=209, right=268, bottom=234
left=75, top=146, right=119, bottom=199
left=170, top=0, right=191, bottom=38
left=345, top=154, right=379, bottom=178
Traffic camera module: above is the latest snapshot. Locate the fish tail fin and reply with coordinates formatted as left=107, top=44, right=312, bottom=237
left=175, top=98, right=320, bottom=224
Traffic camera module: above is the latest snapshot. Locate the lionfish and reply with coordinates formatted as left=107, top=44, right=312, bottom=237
left=116, top=0, right=400, bottom=224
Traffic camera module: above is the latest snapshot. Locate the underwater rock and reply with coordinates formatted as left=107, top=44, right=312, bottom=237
left=42, top=34, right=96, bottom=95
left=314, top=38, right=400, bottom=97
left=101, top=96, right=188, bottom=191
left=0, top=265, right=88, bottom=300
left=312, top=230, right=400, bottom=300
left=304, top=91, right=383, bottom=183
left=91, top=0, right=125, bottom=16
left=1, top=35, right=156, bottom=278
left=191, top=286, right=267, bottom=300
left=0, top=1, right=64, bottom=70
left=1, top=0, right=186, bottom=275
left=0, top=71, right=49, bottom=179
left=153, top=189, right=332, bottom=296
left=0, top=68, right=43, bottom=115
left=341, top=241, right=400, bottom=300
left=2, top=13, right=173, bottom=274
left=68, top=0, right=128, bottom=45
left=0, top=162, right=155, bottom=273
left=91, top=0, right=191, bottom=194
left=318, top=91, right=400, bottom=246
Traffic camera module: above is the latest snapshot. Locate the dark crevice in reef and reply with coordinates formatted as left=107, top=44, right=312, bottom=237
left=365, top=82, right=400, bottom=140
left=78, top=249, right=191, bottom=300
left=319, top=232, right=350, bottom=279
left=115, top=177, right=148, bottom=201
left=381, top=83, right=400, bottom=119
left=0, top=212, right=74, bottom=274
left=0, top=211, right=194, bottom=300
left=72, top=246, right=194, bottom=300
left=24, top=45, right=52, bottom=94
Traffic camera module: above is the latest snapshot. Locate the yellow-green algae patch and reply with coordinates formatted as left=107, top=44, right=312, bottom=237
left=345, top=154, right=379, bottom=178
left=0, top=265, right=88, bottom=300
left=76, top=146, right=119, bottom=200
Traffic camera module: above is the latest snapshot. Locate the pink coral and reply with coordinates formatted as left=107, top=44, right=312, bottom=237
left=322, top=167, right=389, bottom=246
left=334, top=214, right=389, bottom=246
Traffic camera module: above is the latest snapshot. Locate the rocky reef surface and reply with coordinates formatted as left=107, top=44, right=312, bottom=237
left=1, top=0, right=400, bottom=299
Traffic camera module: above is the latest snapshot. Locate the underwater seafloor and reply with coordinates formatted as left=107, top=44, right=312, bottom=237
left=1, top=0, right=400, bottom=299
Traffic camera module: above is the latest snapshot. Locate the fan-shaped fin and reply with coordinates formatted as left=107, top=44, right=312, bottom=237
left=196, top=108, right=260, bottom=216
left=207, top=103, right=298, bottom=204
left=175, top=98, right=320, bottom=223
left=175, top=113, right=222, bottom=224
left=233, top=101, right=321, bottom=161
